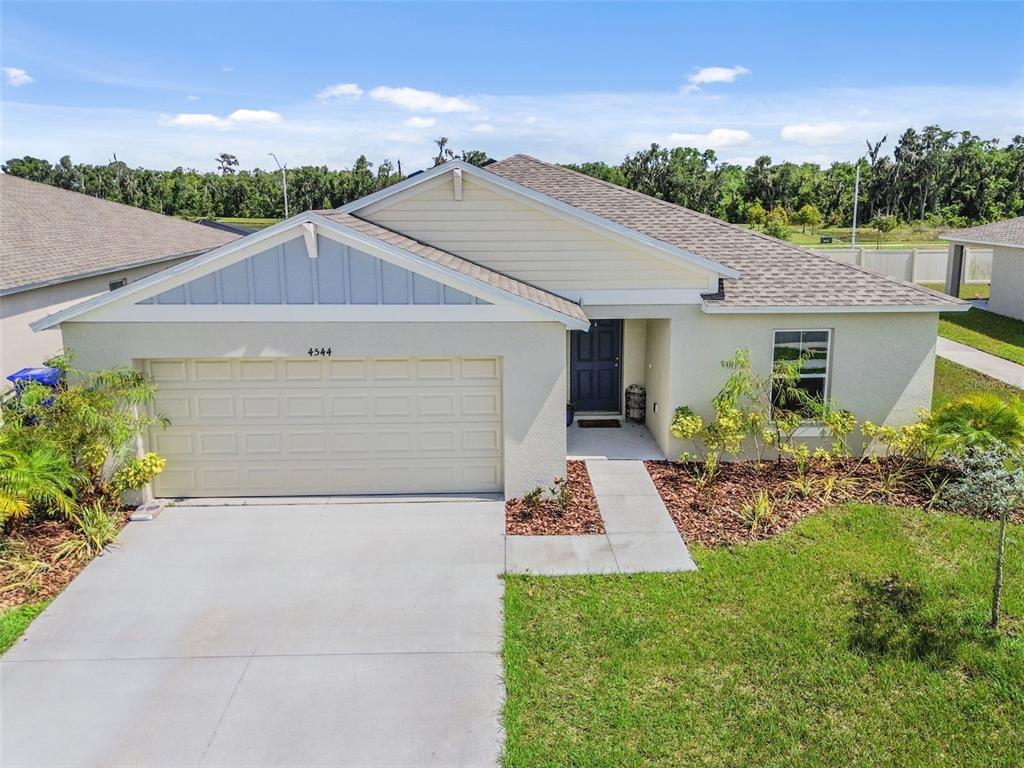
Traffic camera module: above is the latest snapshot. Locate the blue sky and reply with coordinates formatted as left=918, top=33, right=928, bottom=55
left=2, top=1, right=1022, bottom=171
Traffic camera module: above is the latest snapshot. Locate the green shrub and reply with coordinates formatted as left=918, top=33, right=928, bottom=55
left=0, top=438, right=82, bottom=525
left=56, top=502, right=121, bottom=562
left=110, top=452, right=167, bottom=495
left=928, top=392, right=1024, bottom=453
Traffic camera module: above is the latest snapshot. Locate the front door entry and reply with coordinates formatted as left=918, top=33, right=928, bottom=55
left=570, top=319, right=623, bottom=412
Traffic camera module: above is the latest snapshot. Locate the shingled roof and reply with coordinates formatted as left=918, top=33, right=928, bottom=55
left=485, top=155, right=963, bottom=311
left=941, top=216, right=1024, bottom=248
left=318, top=210, right=588, bottom=324
left=0, top=174, right=239, bottom=294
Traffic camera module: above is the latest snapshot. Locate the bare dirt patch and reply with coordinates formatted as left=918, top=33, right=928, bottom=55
left=506, top=460, right=604, bottom=535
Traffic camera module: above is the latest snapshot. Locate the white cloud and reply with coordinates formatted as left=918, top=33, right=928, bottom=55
left=685, top=65, right=750, bottom=91
left=780, top=121, right=848, bottom=145
left=227, top=109, right=283, bottom=124
left=369, top=86, right=475, bottom=113
left=162, top=109, right=282, bottom=130
left=667, top=127, right=752, bottom=148
left=2, top=67, right=35, bottom=86
left=403, top=116, right=437, bottom=128
left=471, top=123, right=495, bottom=134
left=185, top=95, right=198, bottom=102
left=317, top=82, right=363, bottom=100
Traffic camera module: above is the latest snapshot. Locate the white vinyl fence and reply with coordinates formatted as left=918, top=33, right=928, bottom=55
left=809, top=247, right=993, bottom=285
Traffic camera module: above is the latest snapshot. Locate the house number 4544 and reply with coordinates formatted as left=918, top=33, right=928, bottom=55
left=308, top=347, right=332, bottom=357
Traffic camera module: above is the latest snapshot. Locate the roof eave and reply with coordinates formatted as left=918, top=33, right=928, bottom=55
left=939, top=234, right=1024, bottom=249
left=700, top=301, right=970, bottom=314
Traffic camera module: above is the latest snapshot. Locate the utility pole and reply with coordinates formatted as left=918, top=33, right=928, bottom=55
left=268, top=152, right=289, bottom=218
left=851, top=163, right=861, bottom=248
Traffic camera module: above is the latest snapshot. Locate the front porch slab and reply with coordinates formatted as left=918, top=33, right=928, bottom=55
left=567, top=420, right=665, bottom=461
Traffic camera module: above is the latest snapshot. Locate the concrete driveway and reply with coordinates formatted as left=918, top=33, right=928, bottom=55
left=1, top=501, right=506, bottom=767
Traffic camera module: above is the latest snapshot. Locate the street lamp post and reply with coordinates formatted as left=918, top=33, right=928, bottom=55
left=268, top=152, right=289, bottom=218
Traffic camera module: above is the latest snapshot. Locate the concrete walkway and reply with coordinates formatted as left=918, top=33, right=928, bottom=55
left=2, top=502, right=505, bottom=767
left=505, top=460, right=696, bottom=575
left=936, top=337, right=1024, bottom=388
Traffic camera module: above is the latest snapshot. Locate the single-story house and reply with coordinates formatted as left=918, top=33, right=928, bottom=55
left=941, top=215, right=1024, bottom=320
left=33, top=156, right=966, bottom=500
left=0, top=174, right=240, bottom=375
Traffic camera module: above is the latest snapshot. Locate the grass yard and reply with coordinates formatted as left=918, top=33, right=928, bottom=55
left=0, top=600, right=49, bottom=654
left=503, top=504, right=1023, bottom=767
left=920, top=281, right=991, bottom=300
left=938, top=308, right=1024, bottom=366
left=933, top=358, right=1023, bottom=409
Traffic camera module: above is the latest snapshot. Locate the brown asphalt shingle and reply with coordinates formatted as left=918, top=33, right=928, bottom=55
left=316, top=210, right=588, bottom=324
left=941, top=216, right=1024, bottom=248
left=485, top=154, right=963, bottom=310
left=1, top=174, right=239, bottom=293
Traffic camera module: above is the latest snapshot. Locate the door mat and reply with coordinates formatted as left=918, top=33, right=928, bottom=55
left=577, top=419, right=621, bottom=429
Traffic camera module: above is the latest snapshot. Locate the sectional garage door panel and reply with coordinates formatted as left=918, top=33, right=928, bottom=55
left=144, top=357, right=503, bottom=497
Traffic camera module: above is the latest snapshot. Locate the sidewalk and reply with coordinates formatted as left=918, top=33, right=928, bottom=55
left=936, top=338, right=1024, bottom=389
left=505, top=460, right=696, bottom=576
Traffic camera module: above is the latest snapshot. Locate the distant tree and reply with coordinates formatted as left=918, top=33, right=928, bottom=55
left=745, top=201, right=768, bottom=227
left=763, top=206, right=790, bottom=240
left=794, top=203, right=823, bottom=233
left=871, top=213, right=899, bottom=245
left=433, top=137, right=454, bottom=167
left=215, top=153, right=239, bottom=176
left=459, top=150, right=490, bottom=167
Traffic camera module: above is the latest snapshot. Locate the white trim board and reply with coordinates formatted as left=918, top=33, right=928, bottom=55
left=339, top=160, right=741, bottom=281
left=68, top=304, right=549, bottom=324
left=31, top=212, right=590, bottom=332
left=939, top=236, right=1024, bottom=250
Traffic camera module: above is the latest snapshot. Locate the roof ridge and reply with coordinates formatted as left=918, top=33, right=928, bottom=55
left=493, top=154, right=965, bottom=305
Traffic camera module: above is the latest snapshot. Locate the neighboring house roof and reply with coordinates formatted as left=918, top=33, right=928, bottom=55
left=317, top=211, right=588, bottom=324
left=33, top=211, right=590, bottom=331
left=0, top=174, right=240, bottom=295
left=195, top=218, right=257, bottom=235
left=486, top=155, right=965, bottom=312
left=940, top=216, right=1024, bottom=248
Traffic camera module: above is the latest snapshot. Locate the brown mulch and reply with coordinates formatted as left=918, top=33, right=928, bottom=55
left=1, top=514, right=128, bottom=610
left=505, top=460, right=604, bottom=535
left=645, top=458, right=949, bottom=549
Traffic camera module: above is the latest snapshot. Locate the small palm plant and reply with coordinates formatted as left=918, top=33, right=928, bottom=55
left=0, top=440, right=82, bottom=525
left=928, top=393, right=1024, bottom=453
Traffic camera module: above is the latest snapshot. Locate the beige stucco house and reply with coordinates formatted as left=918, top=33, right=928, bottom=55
left=941, top=216, right=1024, bottom=320
left=0, top=174, right=239, bottom=375
left=34, top=156, right=966, bottom=499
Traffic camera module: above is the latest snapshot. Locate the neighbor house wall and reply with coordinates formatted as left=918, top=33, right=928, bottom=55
left=660, top=307, right=939, bottom=458
left=363, top=176, right=712, bottom=292
left=987, top=246, right=1024, bottom=321
left=60, top=320, right=568, bottom=498
left=1, top=257, right=194, bottom=376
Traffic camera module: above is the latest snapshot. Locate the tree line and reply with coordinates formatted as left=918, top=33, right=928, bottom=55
left=3, top=126, right=1021, bottom=231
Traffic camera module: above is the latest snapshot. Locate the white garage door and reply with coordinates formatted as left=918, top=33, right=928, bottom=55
left=143, top=357, right=503, bottom=497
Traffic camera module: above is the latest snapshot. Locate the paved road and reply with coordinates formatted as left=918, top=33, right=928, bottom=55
left=2, top=502, right=506, bottom=767
left=936, top=337, right=1024, bottom=389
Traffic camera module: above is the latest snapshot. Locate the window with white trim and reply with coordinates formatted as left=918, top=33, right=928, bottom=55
left=772, top=329, right=831, bottom=415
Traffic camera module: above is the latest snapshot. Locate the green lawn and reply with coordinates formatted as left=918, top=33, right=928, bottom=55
left=0, top=600, right=48, bottom=654
left=933, top=358, right=1023, bottom=409
left=920, top=282, right=991, bottom=300
left=504, top=504, right=1023, bottom=767
left=937, top=308, right=1024, bottom=367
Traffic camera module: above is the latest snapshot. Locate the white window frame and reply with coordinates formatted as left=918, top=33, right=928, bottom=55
left=771, top=328, right=833, bottom=417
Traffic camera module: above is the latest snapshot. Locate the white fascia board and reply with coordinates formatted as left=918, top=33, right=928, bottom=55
left=938, top=235, right=1024, bottom=250
left=30, top=214, right=320, bottom=331
left=560, top=288, right=707, bottom=306
left=70, top=304, right=550, bottom=325
left=700, top=302, right=970, bottom=314
left=341, top=160, right=742, bottom=281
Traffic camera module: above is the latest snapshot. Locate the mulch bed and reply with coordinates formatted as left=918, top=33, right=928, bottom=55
left=645, top=458, right=961, bottom=549
left=0, top=514, right=128, bottom=610
left=505, top=460, right=605, bottom=535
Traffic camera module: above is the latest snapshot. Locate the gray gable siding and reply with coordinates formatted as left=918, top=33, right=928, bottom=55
left=140, top=235, right=488, bottom=306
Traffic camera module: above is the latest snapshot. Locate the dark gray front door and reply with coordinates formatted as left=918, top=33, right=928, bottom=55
left=570, top=319, right=622, bottom=412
